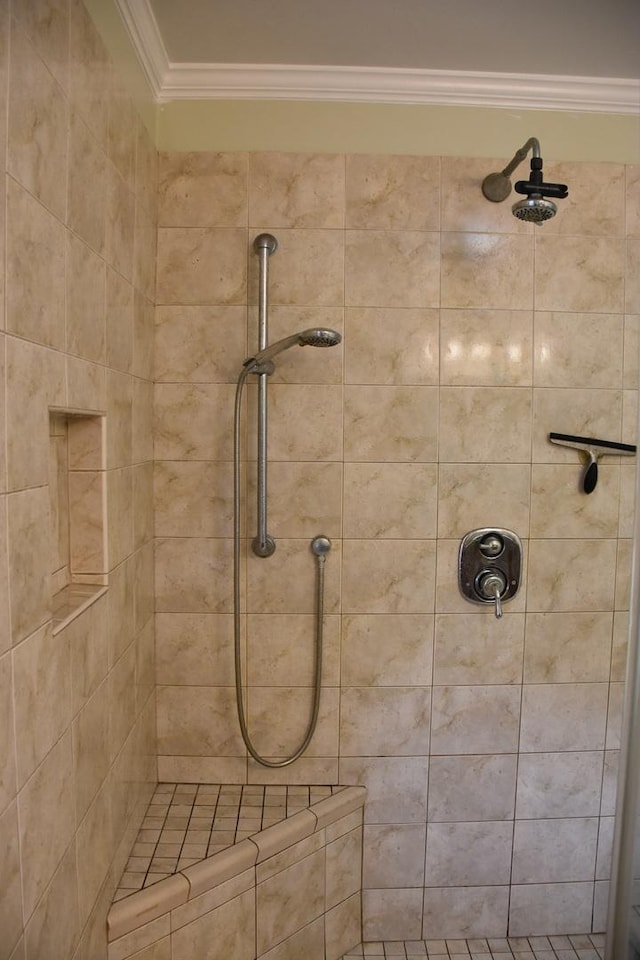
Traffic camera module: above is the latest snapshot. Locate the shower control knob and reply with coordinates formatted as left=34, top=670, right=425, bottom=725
left=479, top=533, right=504, bottom=558
left=476, top=569, right=508, bottom=619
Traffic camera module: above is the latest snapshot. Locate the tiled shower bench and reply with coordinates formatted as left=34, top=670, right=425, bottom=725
left=107, top=783, right=366, bottom=960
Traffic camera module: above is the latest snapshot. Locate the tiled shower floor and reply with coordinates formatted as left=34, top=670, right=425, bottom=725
left=339, top=936, right=605, bottom=960
left=115, top=781, right=338, bottom=900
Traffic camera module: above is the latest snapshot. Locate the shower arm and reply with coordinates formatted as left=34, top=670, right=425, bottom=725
left=500, top=137, right=540, bottom=178
left=253, top=234, right=277, bottom=558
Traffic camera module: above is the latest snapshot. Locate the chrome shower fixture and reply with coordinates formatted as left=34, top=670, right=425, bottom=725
left=481, top=137, right=568, bottom=223
left=245, top=327, right=341, bottom=370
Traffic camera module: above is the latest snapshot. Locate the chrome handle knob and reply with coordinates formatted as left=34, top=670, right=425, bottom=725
left=477, top=570, right=507, bottom=619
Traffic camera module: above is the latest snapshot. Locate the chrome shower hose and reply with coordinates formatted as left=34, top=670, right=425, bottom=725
left=232, top=365, right=326, bottom=767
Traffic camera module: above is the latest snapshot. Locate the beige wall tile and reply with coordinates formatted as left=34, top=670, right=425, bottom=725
left=342, top=539, right=435, bottom=614
left=344, top=462, right=437, bottom=539
left=6, top=177, right=65, bottom=348
left=0, top=650, right=16, bottom=813
left=246, top=613, right=339, bottom=686
left=623, top=314, right=639, bottom=388
left=155, top=537, right=233, bottom=614
left=156, top=228, right=248, bottom=305
left=340, top=686, right=431, bottom=757
left=133, top=461, right=154, bottom=549
left=8, top=21, right=68, bottom=219
left=535, top=236, right=625, bottom=313
left=24, top=843, right=79, bottom=960
left=344, top=385, right=438, bottom=461
left=159, top=151, right=248, bottom=227
left=75, top=784, right=112, bottom=925
left=527, top=539, right=618, bottom=611
left=531, top=464, right=620, bottom=538
left=428, top=754, right=517, bottom=822
left=338, top=756, right=428, bottom=824
left=524, top=612, right=613, bottom=682
left=508, top=882, right=593, bottom=937
left=363, top=888, right=423, bottom=940
left=68, top=593, right=108, bottom=714
left=249, top=228, right=344, bottom=307
left=346, top=154, right=439, bottom=230
left=515, top=752, right=604, bottom=819
left=431, top=685, right=521, bottom=754
left=157, top=685, right=244, bottom=757
left=257, top=849, right=325, bottom=953
left=68, top=0, right=109, bottom=148
left=155, top=305, right=246, bottom=382
left=520, top=683, right=608, bottom=752
left=154, top=382, right=235, bottom=461
left=0, top=801, right=23, bottom=958
left=18, top=731, right=75, bottom=919
left=341, top=614, right=433, bottom=686
left=132, top=376, right=154, bottom=463
left=106, top=467, right=133, bottom=570
left=426, top=821, right=513, bottom=886
left=434, top=613, right=524, bottom=685
left=325, top=893, right=361, bottom=960
left=12, top=0, right=69, bottom=91
left=247, top=461, right=343, bottom=540
left=441, top=233, right=533, bottom=309
left=627, top=165, right=640, bottom=237
left=248, top=373, right=344, bottom=458
left=72, top=679, right=109, bottom=822
left=172, top=890, right=255, bottom=960
left=439, top=387, right=532, bottom=462
left=512, top=818, right=598, bottom=883
left=133, top=200, right=158, bottom=304
left=364, top=823, right=425, bottom=888
left=247, top=537, right=340, bottom=614
left=346, top=230, right=439, bottom=308
left=326, top=827, right=362, bottom=907
left=0, top=339, right=6, bottom=491
left=66, top=233, right=106, bottom=363
left=441, top=309, right=532, bottom=386
left=543, top=162, right=625, bottom=237
left=627, top=238, right=640, bottom=314
left=106, top=269, right=134, bottom=375
left=345, top=306, right=438, bottom=385
left=67, top=111, right=107, bottom=255
left=7, top=486, right=51, bottom=646
left=7, top=336, right=64, bottom=491
left=13, top=622, right=71, bottom=789
left=247, top=686, right=339, bottom=759
left=437, top=463, right=531, bottom=538
left=534, top=311, right=623, bottom=388
left=105, top=166, right=135, bottom=282
left=155, top=612, right=236, bottom=686
left=69, top=470, right=106, bottom=574
left=422, top=885, right=509, bottom=939
left=107, top=78, right=136, bottom=187
left=250, top=152, right=344, bottom=228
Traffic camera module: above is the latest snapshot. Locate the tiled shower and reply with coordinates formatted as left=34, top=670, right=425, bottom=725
left=154, top=150, right=639, bottom=942
left=1, top=1, right=640, bottom=958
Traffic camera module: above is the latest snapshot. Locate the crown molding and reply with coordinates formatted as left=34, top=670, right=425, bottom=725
left=115, top=0, right=640, bottom=115
left=160, top=64, right=640, bottom=114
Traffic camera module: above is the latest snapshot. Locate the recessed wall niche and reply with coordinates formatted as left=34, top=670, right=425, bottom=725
left=49, top=409, right=108, bottom=632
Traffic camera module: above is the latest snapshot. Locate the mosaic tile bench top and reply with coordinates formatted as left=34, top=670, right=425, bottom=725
left=114, top=782, right=340, bottom=901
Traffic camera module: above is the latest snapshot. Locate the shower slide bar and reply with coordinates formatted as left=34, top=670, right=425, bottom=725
left=252, top=233, right=278, bottom=558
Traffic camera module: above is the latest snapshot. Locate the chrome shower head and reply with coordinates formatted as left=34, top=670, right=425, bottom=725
left=481, top=137, right=568, bottom=224
left=512, top=196, right=557, bottom=223
left=246, top=328, right=341, bottom=367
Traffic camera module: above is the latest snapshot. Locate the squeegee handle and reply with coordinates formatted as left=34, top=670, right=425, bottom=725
left=583, top=456, right=598, bottom=494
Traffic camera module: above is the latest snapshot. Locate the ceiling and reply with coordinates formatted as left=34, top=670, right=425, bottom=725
left=148, top=0, right=640, bottom=80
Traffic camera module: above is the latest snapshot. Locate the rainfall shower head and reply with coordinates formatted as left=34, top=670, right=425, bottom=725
left=245, top=328, right=341, bottom=367
left=481, top=137, right=568, bottom=224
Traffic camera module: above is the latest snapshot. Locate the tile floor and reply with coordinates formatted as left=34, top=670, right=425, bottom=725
left=114, top=781, right=339, bottom=899
left=339, top=936, right=605, bottom=960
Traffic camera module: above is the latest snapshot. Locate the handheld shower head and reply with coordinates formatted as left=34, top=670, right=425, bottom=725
left=245, top=328, right=341, bottom=368
left=481, top=137, right=568, bottom=224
